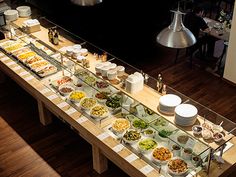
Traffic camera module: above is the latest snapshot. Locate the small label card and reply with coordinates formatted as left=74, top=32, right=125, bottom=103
left=97, top=132, right=110, bottom=141
left=47, top=94, right=58, bottom=101
left=40, top=88, right=50, bottom=94
left=12, top=65, right=21, bottom=71
left=125, top=153, right=139, bottom=163
left=57, top=102, right=69, bottom=109
left=25, top=75, right=34, bottom=81
left=65, top=107, right=77, bottom=115
left=112, top=144, right=124, bottom=153
left=1, top=57, right=9, bottom=62
left=140, top=165, right=154, bottom=175
left=77, top=116, right=88, bottom=124
left=19, top=71, right=28, bottom=77
left=136, top=105, right=146, bottom=117
left=6, top=61, right=15, bottom=66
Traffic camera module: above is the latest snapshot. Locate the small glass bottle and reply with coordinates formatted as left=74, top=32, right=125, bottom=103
left=162, top=84, right=167, bottom=95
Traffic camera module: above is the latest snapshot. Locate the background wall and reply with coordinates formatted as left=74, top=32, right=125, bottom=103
left=22, top=0, right=179, bottom=62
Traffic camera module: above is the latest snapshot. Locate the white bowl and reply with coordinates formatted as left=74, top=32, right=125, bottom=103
left=138, top=138, right=158, bottom=154
left=69, top=90, right=86, bottom=103
left=152, top=147, right=173, bottom=164
left=192, top=125, right=203, bottom=135
left=213, top=132, right=224, bottom=142
left=122, top=130, right=141, bottom=144
left=90, top=104, right=109, bottom=120
left=58, top=84, right=75, bottom=96
left=79, top=97, right=97, bottom=110
left=167, top=157, right=188, bottom=176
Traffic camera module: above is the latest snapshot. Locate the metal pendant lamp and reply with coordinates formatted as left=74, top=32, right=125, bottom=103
left=71, top=0, right=102, bottom=6
left=157, top=9, right=196, bottom=48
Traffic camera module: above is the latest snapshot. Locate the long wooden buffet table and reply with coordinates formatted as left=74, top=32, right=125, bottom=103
left=0, top=16, right=236, bottom=177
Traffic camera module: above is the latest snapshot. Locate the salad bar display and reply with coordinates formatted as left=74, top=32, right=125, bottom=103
left=1, top=15, right=235, bottom=177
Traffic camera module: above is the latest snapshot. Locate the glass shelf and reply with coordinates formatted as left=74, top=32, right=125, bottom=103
left=6, top=16, right=236, bottom=176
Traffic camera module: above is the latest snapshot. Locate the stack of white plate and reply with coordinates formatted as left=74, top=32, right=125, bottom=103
left=174, top=104, right=198, bottom=126
left=16, top=6, right=31, bottom=17
left=159, top=94, right=182, bottom=115
left=4, top=10, right=19, bottom=22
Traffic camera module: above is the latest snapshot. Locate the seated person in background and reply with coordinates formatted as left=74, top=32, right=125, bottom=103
left=184, top=6, right=215, bottom=59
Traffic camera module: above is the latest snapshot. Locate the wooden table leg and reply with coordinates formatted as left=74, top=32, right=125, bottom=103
left=92, top=145, right=108, bottom=174
left=37, top=100, right=53, bottom=125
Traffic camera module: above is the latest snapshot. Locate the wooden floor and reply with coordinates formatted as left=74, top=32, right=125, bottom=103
left=0, top=78, right=129, bottom=177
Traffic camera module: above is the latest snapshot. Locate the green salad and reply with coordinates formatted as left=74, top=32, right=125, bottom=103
left=132, top=119, right=148, bottom=129
left=158, top=129, right=173, bottom=138
left=123, top=130, right=141, bottom=141
left=154, top=117, right=168, bottom=127
left=106, top=95, right=121, bottom=109
left=138, top=139, right=157, bottom=151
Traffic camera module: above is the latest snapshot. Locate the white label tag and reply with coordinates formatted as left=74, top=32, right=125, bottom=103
left=186, top=170, right=196, bottom=177
left=65, top=108, right=77, bottom=115
left=97, top=132, right=110, bottom=141
left=48, top=94, right=58, bottom=100
left=19, top=71, right=28, bottom=76
left=112, top=144, right=124, bottom=153
left=140, top=165, right=154, bottom=175
left=40, top=88, right=50, bottom=94
left=125, top=153, right=139, bottom=163
left=1, top=57, right=9, bottom=62
left=25, top=75, right=34, bottom=81
left=7, top=61, right=16, bottom=66
left=77, top=116, right=88, bottom=124
left=12, top=65, right=21, bottom=71
left=57, top=102, right=69, bottom=109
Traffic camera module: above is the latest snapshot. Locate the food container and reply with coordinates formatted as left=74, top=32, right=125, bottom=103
left=177, top=134, right=189, bottom=145
left=111, top=118, right=130, bottom=135
left=73, top=44, right=81, bottom=50
left=69, top=90, right=86, bottom=103
left=213, top=132, right=224, bottom=142
left=79, top=48, right=88, bottom=56
left=90, top=104, right=109, bottom=120
left=16, top=6, right=31, bottom=17
left=66, top=47, right=74, bottom=56
left=181, top=148, right=193, bottom=160
left=191, top=155, right=201, bottom=167
left=4, top=10, right=19, bottom=22
left=122, top=129, right=141, bottom=144
left=103, top=61, right=111, bottom=67
left=202, top=129, right=213, bottom=140
left=138, top=138, right=157, bottom=154
left=94, top=91, right=110, bottom=103
left=167, top=158, right=188, bottom=176
left=116, top=65, right=125, bottom=77
left=152, top=147, right=173, bottom=164
left=192, top=125, right=203, bottom=135
left=212, top=124, right=223, bottom=133
left=101, top=66, right=110, bottom=77
left=143, top=129, right=156, bottom=138
left=95, top=63, right=104, bottom=75
left=107, top=69, right=117, bottom=81
left=171, top=144, right=181, bottom=157
left=76, top=55, right=85, bottom=62
left=79, top=97, right=97, bottom=110
left=109, top=63, right=117, bottom=70
left=72, top=49, right=81, bottom=59
left=58, top=84, right=75, bottom=96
